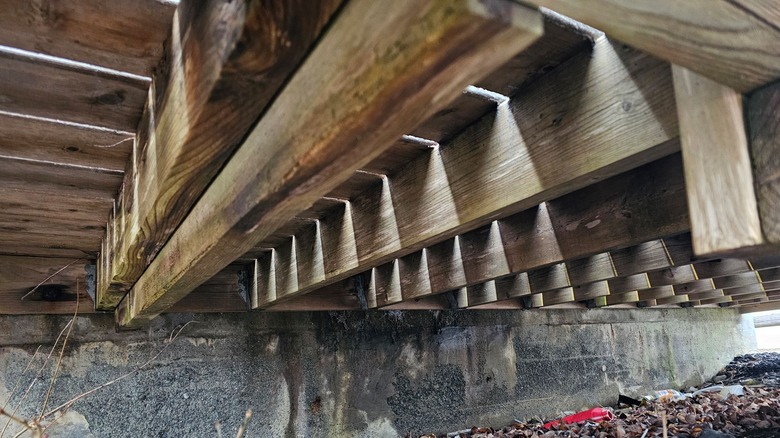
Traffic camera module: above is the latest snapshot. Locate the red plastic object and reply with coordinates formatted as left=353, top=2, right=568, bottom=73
left=543, top=407, right=614, bottom=429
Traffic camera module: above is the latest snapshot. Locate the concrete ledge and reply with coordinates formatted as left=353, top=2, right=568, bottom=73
left=0, top=308, right=756, bottom=437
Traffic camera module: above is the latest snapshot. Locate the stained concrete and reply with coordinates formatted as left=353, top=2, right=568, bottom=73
left=0, top=308, right=755, bottom=437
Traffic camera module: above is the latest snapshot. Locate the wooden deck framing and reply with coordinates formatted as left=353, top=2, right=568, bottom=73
left=0, top=0, right=778, bottom=323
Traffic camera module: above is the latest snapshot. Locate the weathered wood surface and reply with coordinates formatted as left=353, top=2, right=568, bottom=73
left=97, top=0, right=345, bottom=309
left=256, top=38, right=679, bottom=309
left=117, top=0, right=545, bottom=327
left=411, top=9, right=594, bottom=143
left=0, top=156, right=122, bottom=201
left=693, top=259, right=753, bottom=279
left=0, top=111, right=133, bottom=172
left=523, top=0, right=780, bottom=92
left=0, top=50, right=148, bottom=131
left=275, top=154, right=689, bottom=310
left=0, top=187, right=111, bottom=258
left=0, top=256, right=94, bottom=314
left=740, top=301, right=780, bottom=314
left=166, top=264, right=249, bottom=313
left=413, top=154, right=688, bottom=305
left=0, top=0, right=176, bottom=76
left=747, top=81, right=780, bottom=244
left=673, top=66, right=766, bottom=256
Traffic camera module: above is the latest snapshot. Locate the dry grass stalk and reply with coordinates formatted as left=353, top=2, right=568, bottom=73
left=1, top=275, right=194, bottom=437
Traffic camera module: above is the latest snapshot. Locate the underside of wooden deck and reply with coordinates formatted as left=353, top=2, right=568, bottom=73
left=1, top=0, right=779, bottom=327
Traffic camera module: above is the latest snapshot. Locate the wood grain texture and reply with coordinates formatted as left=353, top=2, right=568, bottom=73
left=257, top=38, right=679, bottom=309
left=673, top=66, right=765, bottom=256
left=0, top=51, right=148, bottom=131
left=748, top=81, right=780, bottom=244
left=117, top=0, right=545, bottom=327
left=0, top=111, right=133, bottom=172
left=411, top=9, right=594, bottom=143
left=166, top=264, right=248, bottom=313
left=97, top=0, right=345, bottom=309
left=0, top=0, right=175, bottom=76
left=524, top=0, right=780, bottom=92
left=739, top=301, right=780, bottom=314
left=291, top=153, right=689, bottom=310
left=692, top=259, right=753, bottom=279
left=0, top=256, right=94, bottom=314
left=0, top=156, right=122, bottom=201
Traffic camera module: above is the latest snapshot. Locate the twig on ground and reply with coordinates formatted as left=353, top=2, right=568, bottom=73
left=236, top=409, right=252, bottom=438
left=39, top=286, right=79, bottom=421
left=1, top=320, right=72, bottom=437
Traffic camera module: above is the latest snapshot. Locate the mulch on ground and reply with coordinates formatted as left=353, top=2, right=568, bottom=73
left=413, top=353, right=780, bottom=438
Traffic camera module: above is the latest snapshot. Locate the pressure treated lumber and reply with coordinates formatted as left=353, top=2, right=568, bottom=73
left=747, top=81, right=780, bottom=244
left=117, top=0, right=545, bottom=327
left=522, top=0, right=780, bottom=92
left=166, top=264, right=249, bottom=313
left=673, top=66, right=766, bottom=257
left=740, top=301, right=780, bottom=314
left=0, top=50, right=148, bottom=131
left=0, top=111, right=134, bottom=172
left=0, top=256, right=94, bottom=315
left=0, top=0, right=175, bottom=76
left=97, top=0, right=344, bottom=309
left=0, top=156, right=122, bottom=201
left=255, top=38, right=679, bottom=309
left=294, top=153, right=689, bottom=310
left=411, top=9, right=594, bottom=144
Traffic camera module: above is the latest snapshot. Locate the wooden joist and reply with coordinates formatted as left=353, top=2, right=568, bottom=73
left=0, top=0, right=176, bottom=76
left=116, top=0, right=545, bottom=327
left=255, top=38, right=680, bottom=310
left=522, top=0, right=780, bottom=92
left=97, top=0, right=345, bottom=309
left=739, top=300, right=780, bottom=314
left=0, top=186, right=112, bottom=259
left=0, top=256, right=94, bottom=315
left=410, top=9, right=595, bottom=144
left=272, top=154, right=690, bottom=311
left=166, top=264, right=249, bottom=313
left=0, top=111, right=134, bottom=172
left=0, top=49, right=148, bottom=131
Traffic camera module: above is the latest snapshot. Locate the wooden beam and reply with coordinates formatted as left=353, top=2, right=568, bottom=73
left=522, top=0, right=780, bottom=92
left=256, top=38, right=680, bottom=309
left=116, top=0, right=545, bottom=327
left=97, top=0, right=345, bottom=309
left=747, top=81, right=780, bottom=244
left=672, top=66, right=767, bottom=257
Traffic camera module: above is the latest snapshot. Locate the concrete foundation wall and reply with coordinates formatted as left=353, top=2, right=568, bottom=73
left=0, top=309, right=755, bottom=437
